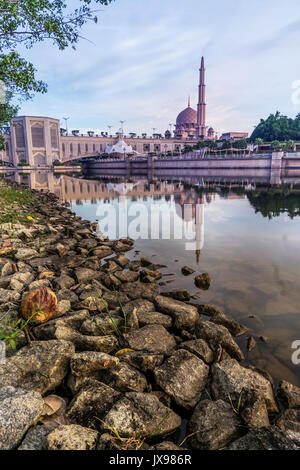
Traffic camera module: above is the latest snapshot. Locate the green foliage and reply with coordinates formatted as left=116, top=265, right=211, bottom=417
left=232, top=139, right=247, bottom=149
left=251, top=111, right=300, bottom=142
left=0, top=0, right=114, bottom=148
left=0, top=308, right=40, bottom=349
left=247, top=188, right=300, bottom=219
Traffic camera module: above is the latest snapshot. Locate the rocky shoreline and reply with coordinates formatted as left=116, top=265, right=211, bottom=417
left=0, top=178, right=299, bottom=451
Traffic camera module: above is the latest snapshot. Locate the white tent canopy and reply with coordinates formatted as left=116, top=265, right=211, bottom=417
left=105, top=139, right=133, bottom=155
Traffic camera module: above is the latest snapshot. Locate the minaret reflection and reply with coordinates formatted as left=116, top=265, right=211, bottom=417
left=174, top=191, right=205, bottom=264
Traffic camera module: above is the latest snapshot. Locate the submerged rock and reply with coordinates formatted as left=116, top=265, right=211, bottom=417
left=0, top=386, right=44, bottom=450
left=194, top=273, right=211, bottom=290
left=198, top=304, right=248, bottom=337
left=181, top=266, right=195, bottom=276
left=154, top=349, right=209, bottom=410
left=188, top=399, right=242, bottom=450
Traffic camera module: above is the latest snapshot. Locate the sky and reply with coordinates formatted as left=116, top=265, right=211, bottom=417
left=17, top=0, right=300, bottom=137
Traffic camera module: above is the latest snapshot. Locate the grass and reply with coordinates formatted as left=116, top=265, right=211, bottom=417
left=0, top=307, right=41, bottom=349
left=0, top=185, right=38, bottom=224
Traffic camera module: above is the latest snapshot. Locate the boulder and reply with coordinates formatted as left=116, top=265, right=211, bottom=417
left=101, top=362, right=148, bottom=392
left=137, top=311, right=173, bottom=329
left=54, top=326, right=118, bottom=354
left=43, top=424, right=99, bottom=450
left=195, top=320, right=244, bottom=361
left=0, top=386, right=44, bottom=450
left=198, top=304, right=248, bottom=337
left=228, top=426, right=298, bottom=450
left=154, top=349, right=209, bottom=409
left=194, top=273, right=211, bottom=290
left=276, top=408, right=300, bottom=446
left=140, top=269, right=162, bottom=283
left=211, top=360, right=278, bottom=414
left=277, top=380, right=300, bottom=409
left=0, top=340, right=75, bottom=394
left=18, top=424, right=55, bottom=450
left=75, top=268, right=100, bottom=283
left=123, top=324, right=176, bottom=355
left=120, top=282, right=158, bottom=301
left=181, top=339, right=214, bottom=364
left=15, top=248, right=39, bottom=260
left=162, top=290, right=190, bottom=302
left=239, top=390, right=270, bottom=429
left=181, top=266, right=195, bottom=276
left=67, top=382, right=121, bottom=429
left=70, top=351, right=119, bottom=376
left=114, top=271, right=139, bottom=283
left=104, top=392, right=181, bottom=439
left=119, top=351, right=164, bottom=373
left=154, top=295, right=199, bottom=331
left=188, top=399, right=242, bottom=450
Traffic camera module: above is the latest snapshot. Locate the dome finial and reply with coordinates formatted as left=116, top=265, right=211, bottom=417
left=188, top=96, right=190, bottom=107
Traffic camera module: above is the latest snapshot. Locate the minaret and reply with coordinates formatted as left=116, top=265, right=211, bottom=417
left=196, top=56, right=206, bottom=139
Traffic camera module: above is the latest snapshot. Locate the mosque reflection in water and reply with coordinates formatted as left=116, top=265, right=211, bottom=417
left=6, top=171, right=249, bottom=264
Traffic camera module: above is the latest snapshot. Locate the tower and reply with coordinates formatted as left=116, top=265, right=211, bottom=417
left=196, top=56, right=206, bottom=139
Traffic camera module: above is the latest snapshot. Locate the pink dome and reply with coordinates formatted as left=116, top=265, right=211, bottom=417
left=176, top=106, right=197, bottom=126
left=208, top=127, right=214, bottom=135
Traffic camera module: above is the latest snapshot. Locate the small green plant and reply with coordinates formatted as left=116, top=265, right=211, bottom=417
left=228, top=392, right=243, bottom=415
left=97, top=292, right=121, bottom=337
left=0, top=309, right=39, bottom=349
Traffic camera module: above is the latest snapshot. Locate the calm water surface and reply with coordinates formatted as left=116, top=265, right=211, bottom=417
left=7, top=171, right=300, bottom=386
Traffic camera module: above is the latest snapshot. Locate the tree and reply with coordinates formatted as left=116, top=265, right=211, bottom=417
left=0, top=0, right=114, bottom=148
left=251, top=111, right=300, bottom=142
left=232, top=139, right=247, bottom=149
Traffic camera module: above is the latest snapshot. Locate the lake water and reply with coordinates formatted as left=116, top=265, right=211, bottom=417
left=6, top=170, right=300, bottom=386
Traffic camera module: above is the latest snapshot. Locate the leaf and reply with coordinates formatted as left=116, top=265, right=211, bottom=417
left=115, top=348, right=134, bottom=357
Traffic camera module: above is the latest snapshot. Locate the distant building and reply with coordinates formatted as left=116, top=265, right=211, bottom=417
left=220, top=132, right=249, bottom=141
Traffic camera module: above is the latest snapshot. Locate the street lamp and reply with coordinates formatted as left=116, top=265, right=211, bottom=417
left=62, top=117, right=70, bottom=135
left=108, top=125, right=112, bottom=137
left=120, top=121, right=125, bottom=134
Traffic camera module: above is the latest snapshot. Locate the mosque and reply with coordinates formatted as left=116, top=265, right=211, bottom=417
left=171, top=57, right=215, bottom=141
left=0, top=56, right=248, bottom=166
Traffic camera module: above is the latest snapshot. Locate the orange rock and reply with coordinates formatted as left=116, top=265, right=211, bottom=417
left=21, top=288, right=58, bottom=324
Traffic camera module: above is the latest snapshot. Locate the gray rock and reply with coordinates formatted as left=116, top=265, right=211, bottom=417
left=15, top=248, right=39, bottom=260
left=120, top=351, right=164, bottom=373
left=140, top=269, right=162, bottom=283
left=194, top=273, right=211, bottom=290
left=239, top=390, right=270, bottom=429
left=137, top=311, right=173, bottom=329
left=43, top=424, right=99, bottom=450
left=28, top=279, right=51, bottom=291
left=0, top=288, right=20, bottom=303
left=277, top=380, right=300, bottom=409
left=114, top=271, right=139, bottom=283
left=188, top=399, right=242, bottom=450
left=67, top=382, right=121, bottom=429
left=181, top=339, right=214, bottom=364
left=276, top=408, right=300, bottom=446
left=228, top=426, right=298, bottom=450
left=0, top=340, right=75, bottom=394
left=122, top=298, right=155, bottom=316
left=102, top=273, right=122, bottom=290
left=71, top=351, right=119, bottom=377
left=198, top=304, right=248, bottom=337
left=18, top=424, right=55, bottom=450
left=101, top=362, right=148, bottom=392
left=154, top=295, right=199, bottom=331
left=80, top=314, right=122, bottom=336
left=162, top=290, right=191, bottom=302
left=93, top=246, right=113, bottom=259
left=181, top=266, right=195, bottom=276
left=56, top=299, right=71, bottom=316
left=104, top=392, right=181, bottom=439
left=54, top=274, right=75, bottom=290
left=123, top=324, right=176, bottom=355
left=211, top=359, right=278, bottom=414
left=75, top=267, right=100, bottom=283
left=54, top=325, right=118, bottom=353
left=120, top=282, right=158, bottom=301
left=195, top=320, right=244, bottom=361
left=150, top=441, right=181, bottom=450
left=0, top=386, right=44, bottom=450
left=112, top=254, right=130, bottom=268
left=34, top=310, right=90, bottom=339
left=154, top=349, right=209, bottom=410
